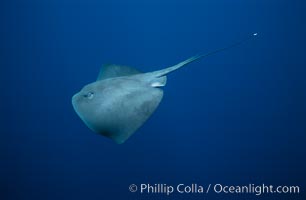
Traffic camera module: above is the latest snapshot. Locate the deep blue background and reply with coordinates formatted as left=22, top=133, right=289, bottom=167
left=0, top=0, right=305, bottom=199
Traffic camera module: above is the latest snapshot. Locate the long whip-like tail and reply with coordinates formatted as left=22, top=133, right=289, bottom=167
left=153, top=33, right=258, bottom=77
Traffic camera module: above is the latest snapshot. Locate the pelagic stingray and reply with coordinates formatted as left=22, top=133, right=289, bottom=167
left=72, top=33, right=257, bottom=144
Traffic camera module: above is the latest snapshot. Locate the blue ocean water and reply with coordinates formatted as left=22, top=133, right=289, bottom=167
left=1, top=0, right=305, bottom=199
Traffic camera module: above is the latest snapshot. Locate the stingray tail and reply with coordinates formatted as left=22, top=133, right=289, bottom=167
left=152, top=33, right=258, bottom=77
left=153, top=54, right=205, bottom=77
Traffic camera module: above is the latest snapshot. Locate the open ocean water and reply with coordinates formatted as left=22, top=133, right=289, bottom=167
left=0, top=0, right=305, bottom=199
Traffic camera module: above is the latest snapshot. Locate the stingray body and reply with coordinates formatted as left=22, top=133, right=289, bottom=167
left=72, top=34, right=257, bottom=144
left=72, top=56, right=199, bottom=144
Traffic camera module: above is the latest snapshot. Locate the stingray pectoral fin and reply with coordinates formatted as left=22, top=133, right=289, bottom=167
left=93, top=84, right=164, bottom=144
left=97, top=64, right=142, bottom=80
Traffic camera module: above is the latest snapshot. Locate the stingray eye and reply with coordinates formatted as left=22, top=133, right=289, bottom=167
left=83, top=92, right=94, bottom=99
